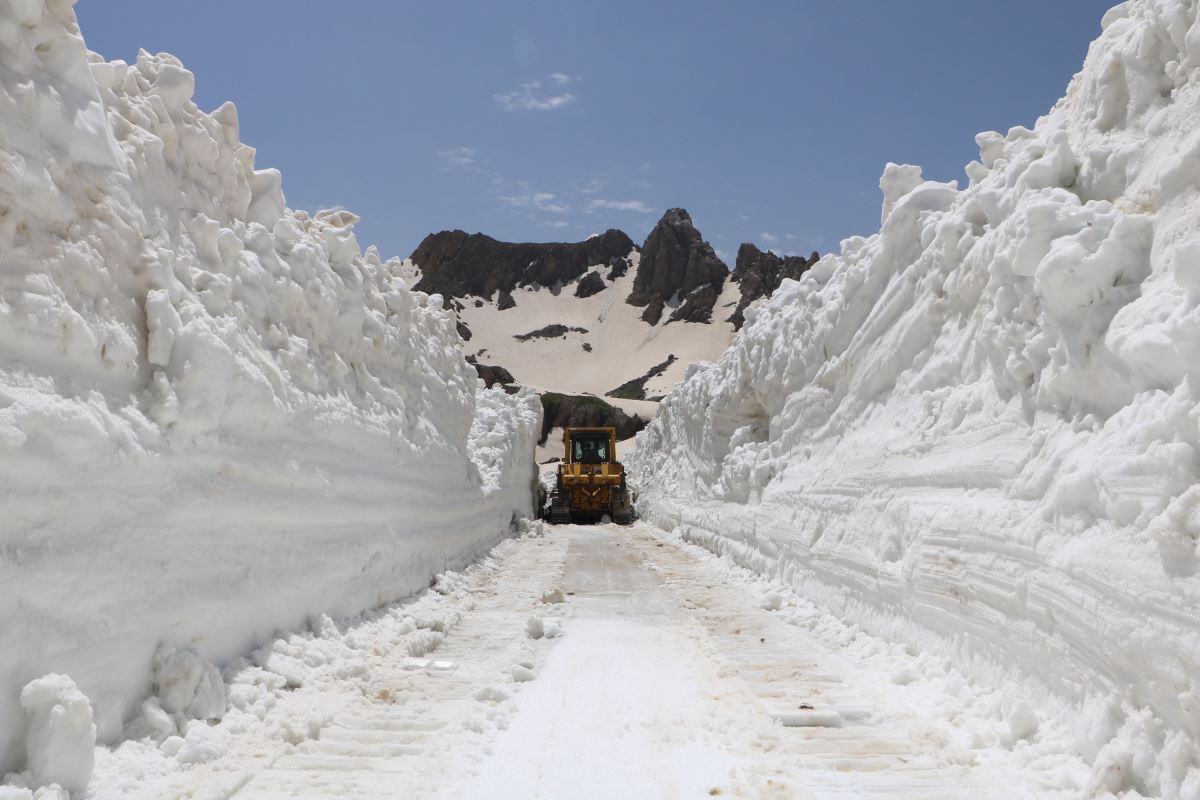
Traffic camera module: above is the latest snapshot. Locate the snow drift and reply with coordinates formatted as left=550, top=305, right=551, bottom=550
left=0, top=0, right=539, bottom=778
left=632, top=1, right=1200, bottom=796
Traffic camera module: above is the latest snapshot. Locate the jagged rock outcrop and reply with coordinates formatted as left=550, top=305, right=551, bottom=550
left=539, top=393, right=646, bottom=445
left=575, top=271, right=605, bottom=298
left=627, top=209, right=727, bottom=325
left=466, top=357, right=517, bottom=392
left=728, top=244, right=820, bottom=329
left=514, top=324, right=588, bottom=342
left=606, top=256, right=630, bottom=280
left=669, top=284, right=721, bottom=324
left=606, top=355, right=677, bottom=401
left=410, top=229, right=635, bottom=299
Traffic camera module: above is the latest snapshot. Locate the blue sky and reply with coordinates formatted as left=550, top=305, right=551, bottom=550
left=77, top=1, right=1115, bottom=264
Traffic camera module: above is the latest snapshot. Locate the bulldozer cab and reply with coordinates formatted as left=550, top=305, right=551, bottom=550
left=545, top=427, right=633, bottom=525
left=567, top=429, right=614, bottom=465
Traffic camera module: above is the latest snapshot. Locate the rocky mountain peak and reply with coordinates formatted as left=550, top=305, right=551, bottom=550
left=410, top=228, right=635, bottom=302
left=727, top=243, right=820, bottom=329
left=626, top=208, right=728, bottom=325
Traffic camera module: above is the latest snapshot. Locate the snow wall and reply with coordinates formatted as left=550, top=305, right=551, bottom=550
left=0, top=0, right=541, bottom=775
left=632, top=1, right=1200, bottom=795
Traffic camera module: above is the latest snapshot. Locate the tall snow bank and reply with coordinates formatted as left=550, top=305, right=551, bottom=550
left=0, top=0, right=541, bottom=778
left=632, top=1, right=1200, bottom=795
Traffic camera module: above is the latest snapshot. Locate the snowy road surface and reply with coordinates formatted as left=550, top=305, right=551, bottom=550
left=90, top=523, right=1088, bottom=799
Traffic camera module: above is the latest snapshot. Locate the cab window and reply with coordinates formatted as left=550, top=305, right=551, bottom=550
left=572, top=435, right=609, bottom=464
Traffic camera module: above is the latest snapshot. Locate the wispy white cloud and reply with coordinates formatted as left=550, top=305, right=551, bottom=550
left=436, top=145, right=480, bottom=172
left=760, top=231, right=779, bottom=244
left=586, top=199, right=656, bottom=214
left=494, top=74, right=578, bottom=111
left=572, top=175, right=610, bottom=195
left=499, top=191, right=569, bottom=214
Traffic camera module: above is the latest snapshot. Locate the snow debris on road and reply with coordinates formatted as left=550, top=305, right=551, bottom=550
left=446, top=523, right=1097, bottom=799
left=75, top=522, right=569, bottom=799
left=0, top=521, right=1094, bottom=798
left=0, top=0, right=541, bottom=784
left=632, top=1, right=1200, bottom=795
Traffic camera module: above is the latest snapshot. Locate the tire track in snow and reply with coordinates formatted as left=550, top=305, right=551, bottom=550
left=90, top=522, right=1087, bottom=798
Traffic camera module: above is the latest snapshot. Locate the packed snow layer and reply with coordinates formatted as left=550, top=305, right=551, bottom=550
left=0, top=0, right=540, bottom=779
left=632, top=1, right=1200, bottom=796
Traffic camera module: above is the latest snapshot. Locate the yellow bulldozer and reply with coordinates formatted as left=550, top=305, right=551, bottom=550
left=545, top=427, right=634, bottom=525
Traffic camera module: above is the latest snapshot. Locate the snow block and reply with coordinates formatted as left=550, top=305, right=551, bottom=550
left=18, top=675, right=95, bottom=793
left=152, top=644, right=226, bottom=722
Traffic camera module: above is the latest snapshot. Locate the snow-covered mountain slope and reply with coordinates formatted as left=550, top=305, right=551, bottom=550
left=455, top=256, right=741, bottom=404
left=406, top=209, right=811, bottom=421
left=0, top=0, right=539, bottom=779
left=632, top=1, right=1200, bottom=796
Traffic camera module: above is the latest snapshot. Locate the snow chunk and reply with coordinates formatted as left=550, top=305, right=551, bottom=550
left=1174, top=235, right=1200, bottom=298
left=19, top=675, right=95, bottom=793
left=148, top=63, right=195, bottom=113
left=152, top=643, right=226, bottom=721
left=247, top=169, right=286, bottom=228
left=158, top=735, right=183, bottom=757
left=175, top=720, right=225, bottom=764
left=525, top=617, right=564, bottom=640
left=474, top=685, right=511, bottom=703
left=144, top=290, right=181, bottom=367
left=772, top=707, right=844, bottom=728
left=1005, top=702, right=1039, bottom=744
left=121, top=696, right=177, bottom=744
left=879, top=163, right=924, bottom=223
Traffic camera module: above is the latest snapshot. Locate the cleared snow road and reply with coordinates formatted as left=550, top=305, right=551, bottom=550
left=89, top=523, right=1086, bottom=799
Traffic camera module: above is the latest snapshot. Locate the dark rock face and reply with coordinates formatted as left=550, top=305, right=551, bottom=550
left=456, top=320, right=472, bottom=341
left=728, top=243, right=820, bottom=329
left=606, top=256, right=629, bottom=281
left=575, top=271, right=605, bottom=298
left=669, top=284, right=721, bottom=324
left=496, top=289, right=516, bottom=310
left=410, top=229, right=635, bottom=300
left=538, top=392, right=646, bottom=445
left=627, top=209, right=727, bottom=323
left=514, top=324, right=588, bottom=342
left=466, top=357, right=518, bottom=393
left=606, top=354, right=677, bottom=400
left=641, top=297, right=665, bottom=325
